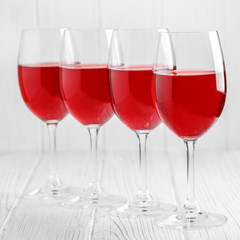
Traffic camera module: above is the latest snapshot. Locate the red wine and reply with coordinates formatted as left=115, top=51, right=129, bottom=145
left=153, top=70, right=226, bottom=139
left=18, top=63, right=68, bottom=121
left=60, top=64, right=113, bottom=126
left=109, top=66, right=161, bottom=131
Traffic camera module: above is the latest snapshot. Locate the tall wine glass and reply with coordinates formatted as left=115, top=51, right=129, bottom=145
left=18, top=29, right=71, bottom=200
left=152, top=30, right=227, bottom=229
left=108, top=29, right=177, bottom=217
left=59, top=29, right=126, bottom=208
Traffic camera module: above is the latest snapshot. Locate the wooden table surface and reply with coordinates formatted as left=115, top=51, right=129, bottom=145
left=0, top=149, right=239, bottom=240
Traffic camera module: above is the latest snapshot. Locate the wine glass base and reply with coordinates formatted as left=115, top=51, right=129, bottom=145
left=155, top=210, right=227, bottom=230
left=24, top=185, right=78, bottom=201
left=61, top=191, right=127, bottom=209
left=112, top=201, right=177, bottom=218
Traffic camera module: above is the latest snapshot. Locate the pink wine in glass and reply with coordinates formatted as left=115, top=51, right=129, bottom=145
left=18, top=63, right=68, bottom=121
left=109, top=66, right=161, bottom=131
left=153, top=69, right=226, bottom=139
left=60, top=64, right=113, bottom=126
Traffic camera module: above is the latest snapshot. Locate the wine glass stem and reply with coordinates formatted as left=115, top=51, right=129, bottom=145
left=183, top=139, right=198, bottom=211
left=46, top=122, right=61, bottom=186
left=88, top=127, right=101, bottom=193
left=136, top=132, right=151, bottom=200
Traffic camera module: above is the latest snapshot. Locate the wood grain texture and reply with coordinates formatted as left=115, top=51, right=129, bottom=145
left=0, top=150, right=239, bottom=239
left=0, top=153, right=40, bottom=233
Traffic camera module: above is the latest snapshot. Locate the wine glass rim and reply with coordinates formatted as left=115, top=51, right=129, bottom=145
left=65, top=28, right=113, bottom=32
left=113, top=28, right=161, bottom=32
left=21, top=28, right=69, bottom=33
left=66, top=28, right=160, bottom=33
left=159, top=29, right=218, bottom=34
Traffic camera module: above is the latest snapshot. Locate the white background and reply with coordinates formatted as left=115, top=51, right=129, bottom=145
left=0, top=0, right=239, bottom=154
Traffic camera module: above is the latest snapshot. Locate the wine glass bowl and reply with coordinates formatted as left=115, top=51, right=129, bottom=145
left=153, top=69, right=226, bottom=139
left=109, top=65, right=160, bottom=132
left=152, top=30, right=227, bottom=229
left=18, top=63, right=68, bottom=122
left=60, top=64, right=112, bottom=126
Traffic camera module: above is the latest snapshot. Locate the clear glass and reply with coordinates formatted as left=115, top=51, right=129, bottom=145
left=18, top=29, right=72, bottom=200
left=108, top=29, right=177, bottom=217
left=60, top=29, right=126, bottom=209
left=152, top=30, right=227, bottom=229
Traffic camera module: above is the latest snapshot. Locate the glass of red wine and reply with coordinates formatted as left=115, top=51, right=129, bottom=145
left=59, top=29, right=126, bottom=208
left=152, top=30, right=227, bottom=229
left=108, top=29, right=177, bottom=217
left=18, top=29, right=72, bottom=200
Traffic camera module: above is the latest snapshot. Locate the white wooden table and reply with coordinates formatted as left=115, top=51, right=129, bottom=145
left=0, top=149, right=239, bottom=240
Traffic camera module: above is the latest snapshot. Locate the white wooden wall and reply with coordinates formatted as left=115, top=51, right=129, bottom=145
left=0, top=0, right=239, bottom=153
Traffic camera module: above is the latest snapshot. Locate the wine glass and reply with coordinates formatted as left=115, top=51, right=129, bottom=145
left=59, top=29, right=126, bottom=208
left=152, top=30, right=227, bottom=229
left=18, top=29, right=72, bottom=200
left=108, top=29, right=177, bottom=217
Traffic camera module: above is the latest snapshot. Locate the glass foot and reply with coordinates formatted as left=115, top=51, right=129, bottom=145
left=24, top=174, right=78, bottom=201
left=61, top=191, right=127, bottom=209
left=112, top=200, right=177, bottom=218
left=155, top=210, right=227, bottom=230
left=24, top=172, right=79, bottom=201
left=25, top=184, right=76, bottom=201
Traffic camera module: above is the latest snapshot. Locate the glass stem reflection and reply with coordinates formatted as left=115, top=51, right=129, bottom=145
left=183, top=139, right=199, bottom=212
left=88, top=127, right=102, bottom=194
left=46, top=122, right=62, bottom=188
left=136, top=132, right=152, bottom=201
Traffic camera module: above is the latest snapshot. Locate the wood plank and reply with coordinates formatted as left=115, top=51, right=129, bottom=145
left=2, top=150, right=240, bottom=239
left=0, top=151, right=93, bottom=240
left=93, top=151, right=182, bottom=240
left=0, top=153, right=40, bottom=232
left=0, top=150, right=180, bottom=240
